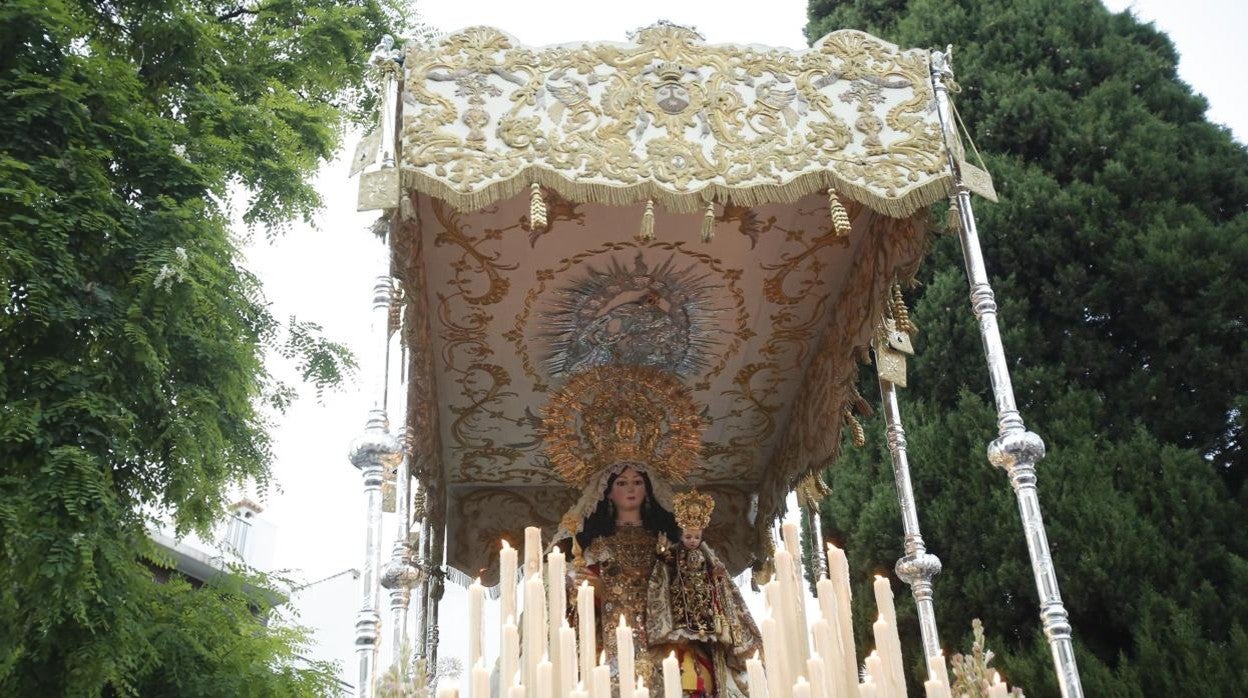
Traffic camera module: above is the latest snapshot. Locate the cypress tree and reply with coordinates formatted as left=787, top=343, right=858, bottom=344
left=807, top=1, right=1248, bottom=694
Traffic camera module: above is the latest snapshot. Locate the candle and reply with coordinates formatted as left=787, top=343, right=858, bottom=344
left=559, top=622, right=577, bottom=697
left=438, top=686, right=459, bottom=698
left=988, top=672, right=1008, bottom=698
left=662, top=651, right=681, bottom=698
left=468, top=578, right=485, bottom=697
left=872, top=576, right=897, bottom=629
left=825, top=545, right=858, bottom=698
left=760, top=616, right=788, bottom=698
left=547, top=550, right=567, bottom=698
left=502, top=615, right=520, bottom=698
left=928, top=653, right=951, bottom=688
left=806, top=655, right=829, bottom=698
left=747, top=651, right=769, bottom=698
left=537, top=655, right=554, bottom=698
left=872, top=616, right=906, bottom=698
left=577, top=582, right=596, bottom=690
left=792, top=676, right=812, bottom=698
left=525, top=526, right=543, bottom=577
left=472, top=659, right=491, bottom=698
left=864, top=651, right=884, bottom=693
left=570, top=682, right=588, bottom=698
left=923, top=678, right=950, bottom=698
left=632, top=678, right=648, bottom=698
left=510, top=685, right=527, bottom=698
left=616, top=614, right=636, bottom=698
left=774, top=550, right=808, bottom=682
left=525, top=574, right=549, bottom=693
left=592, top=653, right=611, bottom=698
left=858, top=677, right=877, bottom=698
left=501, top=540, right=518, bottom=638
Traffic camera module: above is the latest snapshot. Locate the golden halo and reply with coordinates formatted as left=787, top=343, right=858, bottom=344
left=541, top=364, right=703, bottom=487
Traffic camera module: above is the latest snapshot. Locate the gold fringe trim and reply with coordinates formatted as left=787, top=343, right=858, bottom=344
left=700, top=200, right=715, bottom=242
left=843, top=409, right=865, bottom=448
left=390, top=166, right=956, bottom=221
left=639, top=199, right=656, bottom=241
left=528, top=182, right=547, bottom=232
left=946, top=196, right=961, bottom=234
left=891, top=281, right=918, bottom=335
left=829, top=187, right=852, bottom=236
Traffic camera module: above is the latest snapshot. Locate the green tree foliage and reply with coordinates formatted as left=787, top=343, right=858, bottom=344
left=807, top=1, right=1248, bottom=695
left=0, top=0, right=399, bottom=693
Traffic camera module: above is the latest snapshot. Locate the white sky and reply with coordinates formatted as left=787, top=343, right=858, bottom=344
left=242, top=0, right=1246, bottom=680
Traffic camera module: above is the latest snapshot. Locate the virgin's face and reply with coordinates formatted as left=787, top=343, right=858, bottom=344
left=607, top=467, right=647, bottom=513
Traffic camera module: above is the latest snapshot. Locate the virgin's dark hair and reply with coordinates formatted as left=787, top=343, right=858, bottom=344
left=576, top=469, right=680, bottom=549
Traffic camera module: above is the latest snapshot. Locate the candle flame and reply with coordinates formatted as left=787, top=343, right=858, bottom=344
left=753, top=650, right=760, bottom=661
left=619, top=613, right=628, bottom=627
left=580, top=580, right=589, bottom=589
left=992, top=672, right=1001, bottom=684
left=474, top=576, right=483, bottom=586
left=668, top=650, right=676, bottom=660
left=599, top=651, right=606, bottom=665
left=502, top=539, right=512, bottom=550
left=869, top=650, right=879, bottom=658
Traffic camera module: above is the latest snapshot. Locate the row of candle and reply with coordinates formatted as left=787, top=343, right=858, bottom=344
left=461, top=524, right=1015, bottom=698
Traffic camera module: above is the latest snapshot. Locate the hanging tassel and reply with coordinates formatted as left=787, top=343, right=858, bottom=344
left=946, top=196, right=961, bottom=235
left=891, top=281, right=918, bottom=335
left=528, top=182, right=547, bottom=232
left=829, top=187, right=852, bottom=237
left=844, top=409, right=865, bottom=448
left=639, top=199, right=655, bottom=242
left=700, top=200, right=715, bottom=243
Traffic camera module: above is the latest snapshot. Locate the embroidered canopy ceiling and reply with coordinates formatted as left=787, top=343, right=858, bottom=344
left=362, top=23, right=954, bottom=584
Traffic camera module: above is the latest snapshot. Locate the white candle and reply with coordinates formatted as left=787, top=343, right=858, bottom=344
left=547, top=550, right=567, bottom=698
left=825, top=546, right=858, bottom=698
left=577, top=582, right=595, bottom=690
left=510, top=685, right=527, bottom=698
left=592, top=654, right=611, bottom=698
left=662, top=651, right=681, bottom=698
left=472, top=659, right=490, bottom=698
left=858, top=677, right=877, bottom=698
left=537, top=656, right=554, bottom=698
left=632, top=678, right=648, bottom=698
left=502, top=615, right=520, bottom=698
left=438, top=686, right=459, bottom=698
left=525, top=574, right=549, bottom=693
left=792, top=676, right=812, bottom=698
left=923, top=678, right=950, bottom=698
left=864, top=652, right=884, bottom=695
left=570, top=682, right=588, bottom=698
left=806, top=655, right=829, bottom=698
left=928, top=653, right=951, bottom=688
left=872, top=576, right=897, bottom=629
left=988, top=672, right=1008, bottom=698
left=468, top=577, right=485, bottom=697
left=760, top=616, right=788, bottom=698
left=747, top=651, right=769, bottom=698
left=774, top=550, right=808, bottom=682
left=501, top=540, right=518, bottom=638
left=616, top=614, right=636, bottom=698
left=525, top=526, right=544, bottom=578
left=872, top=616, right=906, bottom=698
left=559, top=622, right=577, bottom=697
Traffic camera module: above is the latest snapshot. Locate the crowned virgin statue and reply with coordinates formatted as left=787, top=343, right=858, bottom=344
left=544, top=365, right=761, bottom=697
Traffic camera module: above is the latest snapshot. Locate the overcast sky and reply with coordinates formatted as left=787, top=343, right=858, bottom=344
left=241, top=0, right=1246, bottom=677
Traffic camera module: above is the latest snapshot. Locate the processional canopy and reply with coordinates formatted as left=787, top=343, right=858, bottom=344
left=361, top=22, right=958, bottom=584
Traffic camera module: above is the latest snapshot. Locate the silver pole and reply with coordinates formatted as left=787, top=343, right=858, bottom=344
left=877, top=374, right=943, bottom=666
left=930, top=49, right=1084, bottom=698
left=349, top=271, right=402, bottom=698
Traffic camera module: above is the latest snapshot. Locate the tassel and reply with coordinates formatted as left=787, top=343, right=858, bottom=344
left=700, top=200, right=715, bottom=242
left=844, top=409, right=865, bottom=448
left=946, top=197, right=961, bottom=235
left=829, top=188, right=852, bottom=236
left=528, top=182, right=547, bottom=232
left=639, top=199, right=655, bottom=242
left=891, top=281, right=918, bottom=335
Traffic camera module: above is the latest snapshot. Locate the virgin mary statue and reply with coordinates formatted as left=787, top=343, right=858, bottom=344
left=543, top=365, right=761, bottom=697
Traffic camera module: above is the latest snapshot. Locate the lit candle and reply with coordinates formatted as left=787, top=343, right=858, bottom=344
left=872, top=576, right=897, bottom=629
left=662, top=651, right=681, bottom=698
left=774, top=550, right=807, bottom=683
left=502, top=615, right=520, bottom=698
left=616, top=614, right=636, bottom=698
left=559, top=621, right=577, bottom=697
left=872, top=615, right=906, bottom=698
left=570, top=682, right=588, bottom=698
left=928, top=653, right=951, bottom=689
left=500, top=540, right=518, bottom=638
left=858, top=677, right=877, bottom=698
left=525, top=574, right=549, bottom=693
left=547, top=550, right=567, bottom=698
left=472, top=659, right=490, bottom=698
left=747, top=651, right=769, bottom=698
left=988, top=672, right=1008, bottom=698
left=592, top=653, right=611, bottom=698
left=537, top=655, right=554, bottom=698
left=760, top=616, right=788, bottom=698
left=923, top=678, right=950, bottom=698
left=825, top=545, right=858, bottom=698
left=525, top=526, right=543, bottom=577
left=792, top=675, right=812, bottom=698
left=510, top=685, right=527, bottom=698
left=864, top=651, right=884, bottom=696
left=468, top=578, right=485, bottom=697
left=632, top=678, right=648, bottom=698
left=577, top=582, right=595, bottom=690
